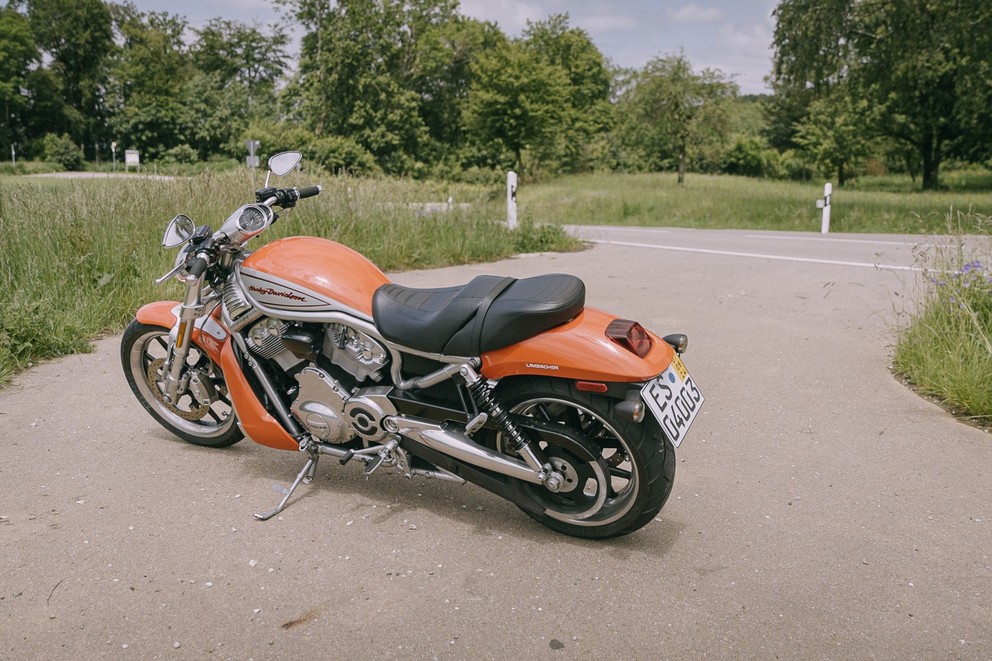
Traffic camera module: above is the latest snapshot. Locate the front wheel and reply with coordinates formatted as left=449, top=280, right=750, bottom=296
left=495, top=377, right=676, bottom=539
left=121, top=320, right=242, bottom=448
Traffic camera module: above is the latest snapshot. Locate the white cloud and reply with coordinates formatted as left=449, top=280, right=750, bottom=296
left=717, top=23, right=773, bottom=56
left=580, top=14, right=638, bottom=32
left=667, top=3, right=725, bottom=24
left=459, top=0, right=551, bottom=34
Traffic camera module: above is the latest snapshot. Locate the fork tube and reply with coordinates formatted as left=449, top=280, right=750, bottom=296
left=163, top=273, right=205, bottom=403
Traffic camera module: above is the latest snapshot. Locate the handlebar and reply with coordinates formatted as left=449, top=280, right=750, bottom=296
left=187, top=255, right=209, bottom=278
left=296, top=185, right=322, bottom=200
left=256, top=185, right=322, bottom=207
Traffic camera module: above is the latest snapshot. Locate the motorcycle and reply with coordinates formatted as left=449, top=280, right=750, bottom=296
left=120, top=151, right=704, bottom=538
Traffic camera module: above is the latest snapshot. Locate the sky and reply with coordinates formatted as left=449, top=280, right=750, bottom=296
left=129, top=0, right=779, bottom=95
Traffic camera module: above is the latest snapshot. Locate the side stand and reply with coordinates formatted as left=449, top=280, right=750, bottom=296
left=255, top=447, right=319, bottom=521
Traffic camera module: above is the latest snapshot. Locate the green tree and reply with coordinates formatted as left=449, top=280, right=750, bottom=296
left=794, top=90, right=872, bottom=186
left=291, top=0, right=446, bottom=174
left=188, top=19, right=290, bottom=159
left=106, top=6, right=193, bottom=160
left=192, top=19, right=288, bottom=92
left=521, top=14, right=611, bottom=171
left=0, top=7, right=37, bottom=157
left=618, top=54, right=737, bottom=184
left=463, top=39, right=570, bottom=173
left=26, top=0, right=113, bottom=158
left=408, top=15, right=506, bottom=169
left=772, top=0, right=992, bottom=190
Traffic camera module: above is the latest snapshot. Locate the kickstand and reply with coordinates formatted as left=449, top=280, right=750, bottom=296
left=255, top=450, right=319, bottom=521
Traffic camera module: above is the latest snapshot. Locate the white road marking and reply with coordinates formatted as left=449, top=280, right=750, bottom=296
left=743, top=234, right=933, bottom=247
left=588, top=239, right=924, bottom=272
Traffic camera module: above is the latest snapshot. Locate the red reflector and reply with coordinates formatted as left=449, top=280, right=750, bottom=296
left=605, top=319, right=653, bottom=358
left=576, top=381, right=609, bottom=393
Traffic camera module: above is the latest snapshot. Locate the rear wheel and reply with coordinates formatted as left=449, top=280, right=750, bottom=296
left=494, top=377, right=675, bottom=539
left=121, top=320, right=242, bottom=448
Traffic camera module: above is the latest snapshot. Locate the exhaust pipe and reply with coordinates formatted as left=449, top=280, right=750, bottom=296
left=393, top=417, right=544, bottom=485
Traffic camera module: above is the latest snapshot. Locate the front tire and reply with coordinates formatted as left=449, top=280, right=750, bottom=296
left=495, top=377, right=675, bottom=539
left=121, top=320, right=242, bottom=448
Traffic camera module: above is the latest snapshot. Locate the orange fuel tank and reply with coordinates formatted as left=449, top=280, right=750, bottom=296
left=240, top=237, right=390, bottom=317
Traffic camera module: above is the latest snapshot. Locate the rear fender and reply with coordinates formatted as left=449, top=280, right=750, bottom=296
left=135, top=300, right=228, bottom=365
left=480, top=307, right=673, bottom=383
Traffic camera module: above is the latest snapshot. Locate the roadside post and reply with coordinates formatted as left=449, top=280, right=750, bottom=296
left=124, top=149, right=140, bottom=172
left=111, top=142, right=117, bottom=172
left=507, top=171, right=518, bottom=230
left=10, top=144, right=15, bottom=166
left=246, top=140, right=260, bottom=169
left=816, top=182, right=832, bottom=233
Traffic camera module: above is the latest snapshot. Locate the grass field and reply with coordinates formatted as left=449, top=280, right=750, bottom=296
left=521, top=172, right=992, bottom=234
left=891, top=216, right=992, bottom=424
left=3, top=167, right=992, bottom=422
left=0, top=170, right=576, bottom=385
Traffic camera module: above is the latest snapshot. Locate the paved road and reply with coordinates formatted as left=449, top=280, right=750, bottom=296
left=2, top=227, right=990, bottom=659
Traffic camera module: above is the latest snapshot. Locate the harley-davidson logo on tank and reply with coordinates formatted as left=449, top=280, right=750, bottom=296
left=239, top=269, right=335, bottom=311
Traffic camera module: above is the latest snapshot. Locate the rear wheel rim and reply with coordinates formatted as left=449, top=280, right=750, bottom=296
left=504, top=397, right=639, bottom=527
left=129, top=330, right=235, bottom=439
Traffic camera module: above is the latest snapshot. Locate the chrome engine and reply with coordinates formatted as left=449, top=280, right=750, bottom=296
left=323, top=323, right=388, bottom=382
left=239, top=315, right=393, bottom=444
left=291, top=365, right=353, bottom=443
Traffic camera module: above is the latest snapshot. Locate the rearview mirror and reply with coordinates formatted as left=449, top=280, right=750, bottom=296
left=268, top=151, right=302, bottom=177
left=162, top=214, right=195, bottom=248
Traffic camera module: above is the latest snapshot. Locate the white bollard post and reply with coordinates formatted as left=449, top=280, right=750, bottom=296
left=818, top=182, right=832, bottom=234
left=507, top=171, right=518, bottom=230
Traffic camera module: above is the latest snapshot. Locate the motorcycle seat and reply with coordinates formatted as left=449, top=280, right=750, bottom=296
left=373, top=273, right=585, bottom=356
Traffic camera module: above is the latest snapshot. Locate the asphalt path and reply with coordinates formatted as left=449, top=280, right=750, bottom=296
left=2, top=227, right=990, bottom=659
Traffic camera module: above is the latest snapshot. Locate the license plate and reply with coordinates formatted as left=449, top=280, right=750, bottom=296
left=641, top=354, right=704, bottom=448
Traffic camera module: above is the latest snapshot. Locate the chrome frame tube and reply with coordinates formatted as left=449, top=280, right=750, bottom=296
left=231, top=332, right=305, bottom=440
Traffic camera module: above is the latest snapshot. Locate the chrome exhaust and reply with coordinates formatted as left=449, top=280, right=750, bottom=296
left=392, top=417, right=544, bottom=485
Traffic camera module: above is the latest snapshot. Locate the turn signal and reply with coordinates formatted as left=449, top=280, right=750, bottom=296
left=662, top=333, right=689, bottom=354
left=606, top=319, right=652, bottom=358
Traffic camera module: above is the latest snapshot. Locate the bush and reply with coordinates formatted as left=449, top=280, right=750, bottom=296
left=0, top=160, right=65, bottom=175
left=159, top=144, right=199, bottom=165
left=42, top=133, right=85, bottom=171
left=722, top=136, right=786, bottom=179
left=893, top=209, right=992, bottom=423
left=307, top=135, right=379, bottom=175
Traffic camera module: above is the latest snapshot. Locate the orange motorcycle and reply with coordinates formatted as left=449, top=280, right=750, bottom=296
left=121, top=152, right=703, bottom=538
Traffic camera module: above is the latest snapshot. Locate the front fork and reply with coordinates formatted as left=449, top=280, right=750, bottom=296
left=162, top=271, right=207, bottom=404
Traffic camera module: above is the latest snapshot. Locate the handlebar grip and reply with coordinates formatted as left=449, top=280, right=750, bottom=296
left=296, top=185, right=322, bottom=200
left=187, top=256, right=209, bottom=278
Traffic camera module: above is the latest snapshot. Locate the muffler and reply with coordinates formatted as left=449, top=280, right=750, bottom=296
left=392, top=417, right=543, bottom=485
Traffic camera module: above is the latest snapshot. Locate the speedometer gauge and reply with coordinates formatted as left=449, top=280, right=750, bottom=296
left=238, top=205, right=269, bottom=233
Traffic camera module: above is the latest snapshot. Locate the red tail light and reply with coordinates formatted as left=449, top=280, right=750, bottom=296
left=605, top=319, right=652, bottom=358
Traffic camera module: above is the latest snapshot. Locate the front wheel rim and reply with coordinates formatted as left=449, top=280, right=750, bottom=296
left=129, top=330, right=236, bottom=439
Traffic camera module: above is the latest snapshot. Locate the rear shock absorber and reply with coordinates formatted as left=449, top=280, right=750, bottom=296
left=459, top=365, right=560, bottom=489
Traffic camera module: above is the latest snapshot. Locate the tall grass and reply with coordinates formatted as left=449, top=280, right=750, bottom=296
left=522, top=172, right=992, bottom=233
left=0, top=170, right=578, bottom=385
left=892, top=209, right=992, bottom=423
left=5, top=167, right=992, bottom=392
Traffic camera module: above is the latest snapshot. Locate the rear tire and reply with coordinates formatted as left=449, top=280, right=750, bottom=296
left=121, top=320, right=242, bottom=448
left=494, top=377, right=675, bottom=539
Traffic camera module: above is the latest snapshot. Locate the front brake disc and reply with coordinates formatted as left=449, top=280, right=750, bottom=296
left=145, top=357, right=210, bottom=420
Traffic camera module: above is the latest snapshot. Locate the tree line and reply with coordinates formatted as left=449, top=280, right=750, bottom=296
left=1, top=0, right=990, bottom=189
